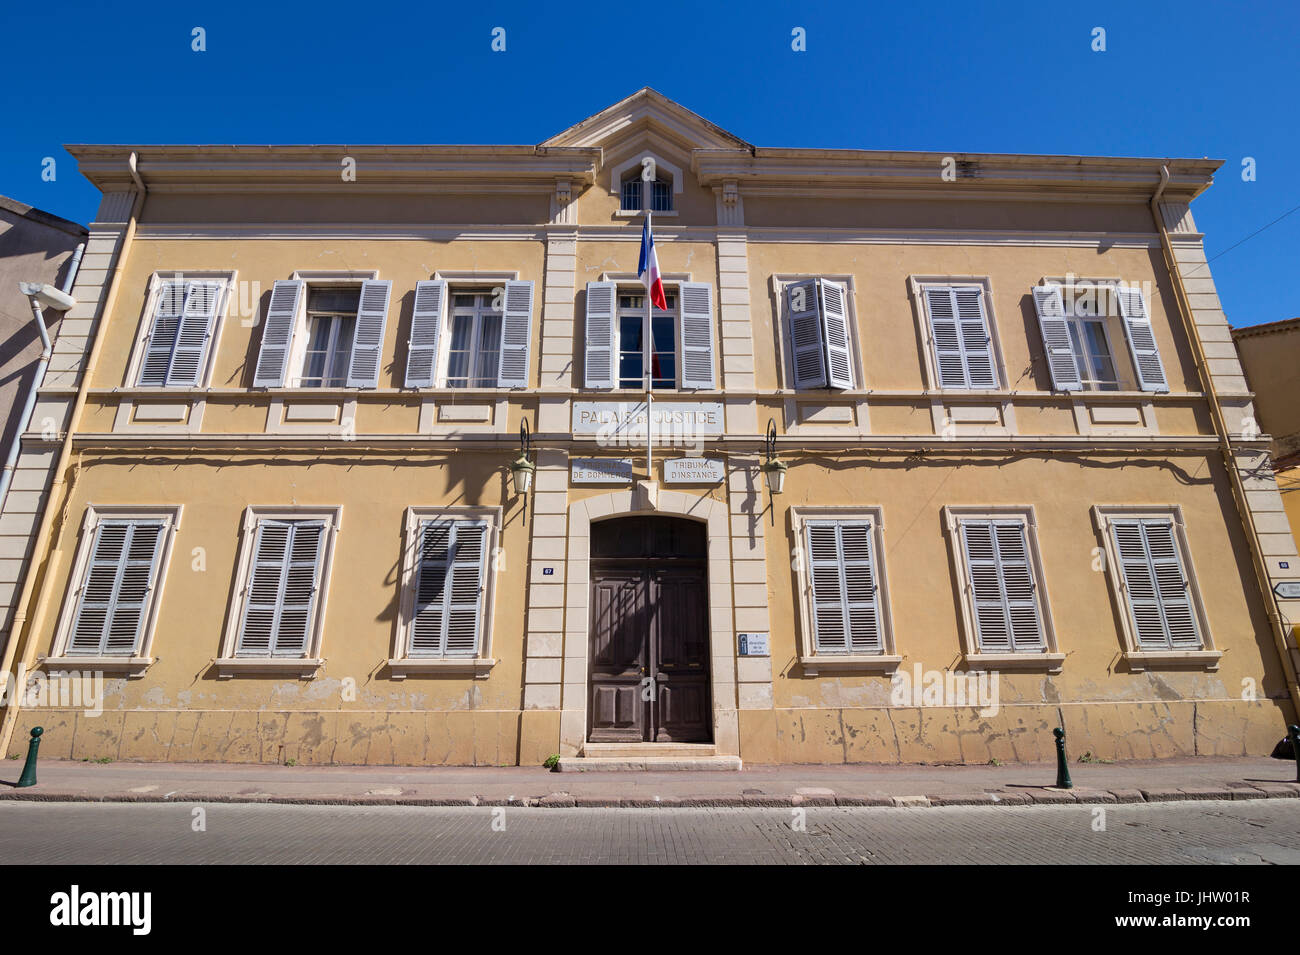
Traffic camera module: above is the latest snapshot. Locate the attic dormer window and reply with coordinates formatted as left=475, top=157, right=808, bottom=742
left=620, top=172, right=672, bottom=212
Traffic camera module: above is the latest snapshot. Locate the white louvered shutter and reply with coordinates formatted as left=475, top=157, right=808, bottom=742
left=925, top=287, right=966, bottom=388
left=497, top=280, right=534, bottom=388
left=955, top=286, right=996, bottom=388
left=787, top=279, right=826, bottom=389
left=806, top=521, right=882, bottom=653
left=807, top=522, right=846, bottom=651
left=253, top=279, right=305, bottom=387
left=927, top=287, right=996, bottom=389
left=1115, top=286, right=1168, bottom=392
left=138, top=281, right=186, bottom=386
left=69, top=519, right=166, bottom=655
left=409, top=520, right=487, bottom=657
left=993, top=521, right=1045, bottom=650
left=405, top=280, right=447, bottom=388
left=838, top=521, right=882, bottom=652
left=236, top=519, right=325, bottom=657
left=819, top=280, right=854, bottom=390
left=409, top=521, right=451, bottom=656
left=584, top=281, right=617, bottom=389
left=961, top=520, right=1044, bottom=652
left=346, top=279, right=391, bottom=388
left=1032, top=284, right=1083, bottom=392
left=445, top=522, right=488, bottom=656
left=1111, top=519, right=1200, bottom=649
left=678, top=282, right=716, bottom=389
left=962, top=521, right=1009, bottom=651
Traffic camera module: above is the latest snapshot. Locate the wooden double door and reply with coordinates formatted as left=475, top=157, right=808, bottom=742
left=588, top=517, right=711, bottom=743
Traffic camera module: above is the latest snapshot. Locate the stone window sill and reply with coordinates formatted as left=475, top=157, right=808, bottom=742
left=800, top=654, right=902, bottom=676
left=964, top=653, right=1066, bottom=673
left=387, top=658, right=496, bottom=679
left=1123, top=650, right=1221, bottom=671
left=213, top=657, right=323, bottom=679
left=38, top=655, right=153, bottom=677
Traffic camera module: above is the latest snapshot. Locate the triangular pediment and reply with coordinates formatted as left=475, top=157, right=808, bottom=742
left=542, top=88, right=751, bottom=153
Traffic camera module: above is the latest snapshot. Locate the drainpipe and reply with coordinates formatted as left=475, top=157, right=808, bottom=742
left=0, top=159, right=145, bottom=755
left=0, top=283, right=78, bottom=507
left=1149, top=164, right=1300, bottom=720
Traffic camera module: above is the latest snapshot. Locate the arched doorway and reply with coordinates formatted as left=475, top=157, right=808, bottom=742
left=588, top=516, right=712, bottom=743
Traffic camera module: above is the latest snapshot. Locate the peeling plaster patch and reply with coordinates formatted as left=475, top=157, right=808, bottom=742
left=176, top=690, right=193, bottom=707
left=453, top=685, right=484, bottom=711
left=301, top=677, right=342, bottom=703
left=1040, top=678, right=1060, bottom=704
left=1147, top=674, right=1184, bottom=701
left=142, top=686, right=170, bottom=705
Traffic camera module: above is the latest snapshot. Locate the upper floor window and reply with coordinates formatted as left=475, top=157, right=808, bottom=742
left=1033, top=283, right=1169, bottom=393
left=301, top=287, right=358, bottom=388
left=620, top=172, right=673, bottom=212
left=402, top=280, right=534, bottom=389
left=618, top=291, right=677, bottom=389
left=446, top=291, right=504, bottom=388
left=782, top=277, right=855, bottom=390
left=131, top=275, right=231, bottom=388
left=918, top=283, right=1000, bottom=390
left=582, top=281, right=714, bottom=390
left=253, top=278, right=392, bottom=389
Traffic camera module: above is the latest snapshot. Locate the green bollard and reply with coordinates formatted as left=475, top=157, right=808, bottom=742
left=16, top=727, right=42, bottom=788
left=1053, top=726, right=1073, bottom=790
left=1290, top=725, right=1300, bottom=783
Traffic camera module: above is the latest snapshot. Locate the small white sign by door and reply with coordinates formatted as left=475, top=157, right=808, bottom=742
left=571, top=458, right=634, bottom=484
left=664, top=457, right=725, bottom=484
left=738, top=632, right=770, bottom=657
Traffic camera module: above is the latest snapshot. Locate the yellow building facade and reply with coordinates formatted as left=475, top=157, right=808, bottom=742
left=1, top=90, right=1297, bottom=767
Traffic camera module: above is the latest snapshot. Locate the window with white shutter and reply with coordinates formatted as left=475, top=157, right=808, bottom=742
left=584, top=281, right=617, bottom=389
left=408, top=520, right=490, bottom=657
left=958, top=519, right=1045, bottom=652
left=394, top=507, right=500, bottom=671
left=255, top=278, right=392, bottom=390
left=496, top=280, right=535, bottom=388
left=944, top=507, right=1058, bottom=662
left=1032, top=284, right=1083, bottom=392
left=1115, top=285, right=1169, bottom=392
left=344, top=279, right=392, bottom=388
left=54, top=507, right=179, bottom=665
left=784, top=278, right=855, bottom=390
left=922, top=284, right=998, bottom=390
left=235, top=519, right=327, bottom=657
left=67, top=520, right=167, bottom=655
left=405, top=279, right=447, bottom=388
left=136, top=277, right=228, bottom=387
left=805, top=520, right=883, bottom=653
left=1109, top=517, right=1202, bottom=650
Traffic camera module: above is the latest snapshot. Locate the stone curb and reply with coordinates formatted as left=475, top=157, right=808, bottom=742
left=1, top=782, right=1297, bottom=809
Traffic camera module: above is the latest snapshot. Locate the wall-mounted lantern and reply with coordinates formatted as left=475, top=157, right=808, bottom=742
left=759, top=418, right=787, bottom=496
left=510, top=420, right=536, bottom=498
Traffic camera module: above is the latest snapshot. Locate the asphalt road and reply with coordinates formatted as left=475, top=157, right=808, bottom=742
left=1, top=798, right=1298, bottom=864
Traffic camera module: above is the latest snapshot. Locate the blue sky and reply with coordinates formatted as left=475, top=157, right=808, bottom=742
left=2, top=0, right=1296, bottom=327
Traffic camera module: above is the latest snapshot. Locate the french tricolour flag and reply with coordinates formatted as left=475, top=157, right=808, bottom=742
left=638, top=212, right=667, bottom=310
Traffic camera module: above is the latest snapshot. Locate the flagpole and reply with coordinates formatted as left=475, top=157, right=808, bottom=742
left=644, top=209, right=653, bottom=480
